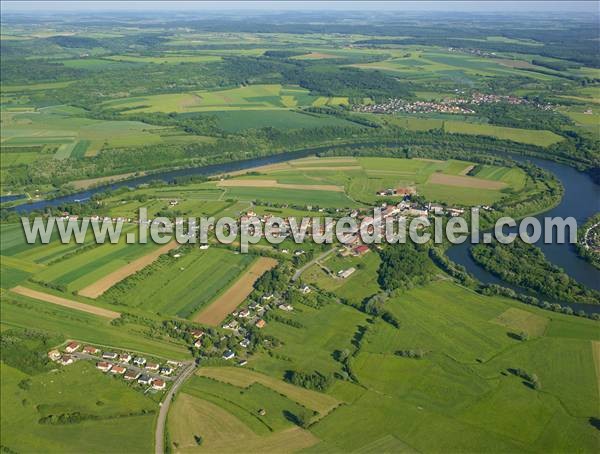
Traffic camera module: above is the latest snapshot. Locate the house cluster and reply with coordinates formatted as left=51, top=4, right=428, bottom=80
left=48, top=341, right=179, bottom=391
left=353, top=91, right=552, bottom=116
left=354, top=98, right=475, bottom=115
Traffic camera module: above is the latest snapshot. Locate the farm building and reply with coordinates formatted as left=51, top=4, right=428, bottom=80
left=339, top=267, right=356, bottom=279
left=353, top=245, right=370, bottom=256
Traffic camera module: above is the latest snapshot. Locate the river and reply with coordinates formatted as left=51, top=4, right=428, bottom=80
left=7, top=146, right=599, bottom=309
left=446, top=153, right=600, bottom=312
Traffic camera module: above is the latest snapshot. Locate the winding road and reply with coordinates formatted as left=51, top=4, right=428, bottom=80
left=155, top=362, right=197, bottom=454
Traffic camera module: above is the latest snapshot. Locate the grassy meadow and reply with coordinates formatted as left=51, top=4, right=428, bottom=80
left=1, top=361, right=157, bottom=453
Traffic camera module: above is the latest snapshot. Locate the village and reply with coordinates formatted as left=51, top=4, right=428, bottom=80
left=352, top=91, right=553, bottom=115
left=47, top=341, right=187, bottom=392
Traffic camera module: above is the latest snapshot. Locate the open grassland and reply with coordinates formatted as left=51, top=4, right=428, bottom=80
left=10, top=286, right=121, bottom=319
left=1, top=362, right=157, bottom=454
left=167, top=393, right=319, bottom=453
left=302, top=280, right=600, bottom=452
left=194, top=257, right=277, bottom=325
left=385, top=115, right=563, bottom=146
left=443, top=120, right=563, bottom=146
left=102, top=247, right=256, bottom=319
left=196, top=367, right=341, bottom=415
left=1, top=291, right=189, bottom=359
left=78, top=241, right=178, bottom=298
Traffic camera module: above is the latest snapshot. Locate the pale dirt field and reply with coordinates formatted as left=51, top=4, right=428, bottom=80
left=10, top=285, right=121, bottom=319
left=197, top=367, right=341, bottom=415
left=428, top=172, right=507, bottom=189
left=170, top=393, right=319, bottom=454
left=459, top=164, right=475, bottom=175
left=194, top=257, right=277, bottom=326
left=78, top=241, right=178, bottom=298
left=217, top=179, right=344, bottom=192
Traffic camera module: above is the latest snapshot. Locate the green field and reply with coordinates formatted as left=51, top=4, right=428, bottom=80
left=101, top=247, right=255, bottom=318
left=210, top=110, right=355, bottom=132
left=1, top=361, right=157, bottom=453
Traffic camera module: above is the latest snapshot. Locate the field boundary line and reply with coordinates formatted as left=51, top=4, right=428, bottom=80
left=10, top=285, right=121, bottom=319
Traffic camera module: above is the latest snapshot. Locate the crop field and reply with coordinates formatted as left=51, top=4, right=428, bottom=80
left=78, top=241, right=179, bottom=298
left=194, top=256, right=277, bottom=325
left=102, top=247, right=256, bottom=319
left=217, top=156, right=530, bottom=207
left=103, top=84, right=351, bottom=114
left=31, top=230, right=163, bottom=293
left=210, top=109, right=355, bottom=132
left=0, top=108, right=168, bottom=160
left=1, top=361, right=157, bottom=453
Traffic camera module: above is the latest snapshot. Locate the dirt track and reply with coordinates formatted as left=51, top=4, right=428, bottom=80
left=11, top=286, right=121, bottom=319
left=78, top=241, right=178, bottom=298
left=218, top=179, right=344, bottom=192
left=194, top=257, right=277, bottom=326
left=428, top=173, right=507, bottom=190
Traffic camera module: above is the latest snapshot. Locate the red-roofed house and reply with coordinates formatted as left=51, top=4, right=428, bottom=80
left=65, top=342, right=81, bottom=353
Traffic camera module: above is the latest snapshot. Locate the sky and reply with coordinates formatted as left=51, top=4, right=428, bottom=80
left=1, top=1, right=598, bottom=13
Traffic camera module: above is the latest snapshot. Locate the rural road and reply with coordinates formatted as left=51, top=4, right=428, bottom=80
left=155, top=362, right=197, bottom=454
left=291, top=247, right=337, bottom=282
